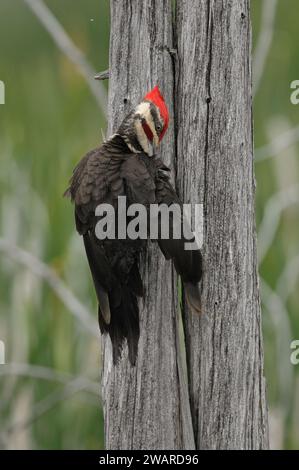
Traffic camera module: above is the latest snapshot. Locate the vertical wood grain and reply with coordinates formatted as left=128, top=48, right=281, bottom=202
left=102, top=0, right=269, bottom=451
left=102, top=0, right=194, bottom=450
left=175, top=0, right=269, bottom=449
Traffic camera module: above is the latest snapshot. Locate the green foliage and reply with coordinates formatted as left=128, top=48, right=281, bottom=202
left=0, top=0, right=298, bottom=450
left=0, top=0, right=109, bottom=450
left=252, top=0, right=299, bottom=449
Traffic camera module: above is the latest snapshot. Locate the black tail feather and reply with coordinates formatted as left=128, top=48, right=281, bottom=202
left=158, top=236, right=203, bottom=314
left=99, top=286, right=140, bottom=365
left=83, top=232, right=140, bottom=365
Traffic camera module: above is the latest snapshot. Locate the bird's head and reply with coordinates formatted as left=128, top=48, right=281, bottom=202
left=117, top=86, right=169, bottom=156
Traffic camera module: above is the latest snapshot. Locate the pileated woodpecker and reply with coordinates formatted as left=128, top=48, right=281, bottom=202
left=65, top=86, right=202, bottom=364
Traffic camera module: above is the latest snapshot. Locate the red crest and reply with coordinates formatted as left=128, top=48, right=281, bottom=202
left=143, top=86, right=169, bottom=141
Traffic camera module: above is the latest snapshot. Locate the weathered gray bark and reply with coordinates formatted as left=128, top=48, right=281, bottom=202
left=101, top=0, right=194, bottom=450
left=176, top=0, right=269, bottom=449
left=102, top=0, right=269, bottom=451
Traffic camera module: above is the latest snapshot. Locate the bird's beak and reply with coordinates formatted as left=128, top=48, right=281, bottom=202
left=148, top=141, right=155, bottom=157
left=148, top=134, right=160, bottom=156
left=153, top=133, right=159, bottom=147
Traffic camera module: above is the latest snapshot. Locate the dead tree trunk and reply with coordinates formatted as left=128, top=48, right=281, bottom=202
left=175, top=0, right=269, bottom=449
left=102, top=0, right=269, bottom=450
left=101, top=0, right=194, bottom=450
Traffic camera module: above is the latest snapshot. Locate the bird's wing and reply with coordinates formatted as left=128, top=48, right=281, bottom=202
left=120, top=154, right=156, bottom=205
left=65, top=146, right=127, bottom=234
left=64, top=149, right=157, bottom=339
left=65, top=145, right=128, bottom=325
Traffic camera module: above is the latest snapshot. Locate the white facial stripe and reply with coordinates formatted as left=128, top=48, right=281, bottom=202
left=135, top=102, right=159, bottom=146
left=135, top=101, right=150, bottom=117
left=135, top=119, right=154, bottom=156
left=123, top=137, right=141, bottom=153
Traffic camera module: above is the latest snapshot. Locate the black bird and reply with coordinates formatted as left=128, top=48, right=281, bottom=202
left=65, top=86, right=202, bottom=364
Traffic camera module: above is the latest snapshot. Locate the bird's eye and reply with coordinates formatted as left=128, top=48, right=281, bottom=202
left=156, top=124, right=162, bottom=132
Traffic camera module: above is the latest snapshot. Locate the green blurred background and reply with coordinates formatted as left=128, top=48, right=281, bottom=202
left=0, top=0, right=298, bottom=449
